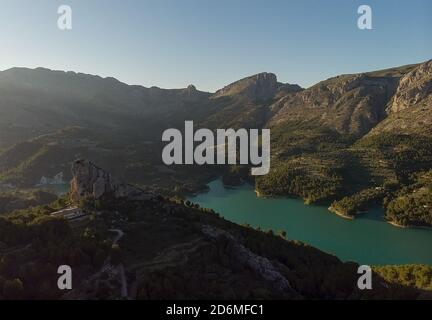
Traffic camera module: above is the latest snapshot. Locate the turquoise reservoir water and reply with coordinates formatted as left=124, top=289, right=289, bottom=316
left=188, top=179, right=432, bottom=265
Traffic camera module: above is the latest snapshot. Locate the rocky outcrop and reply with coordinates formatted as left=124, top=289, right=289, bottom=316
left=387, top=60, right=432, bottom=113
left=70, top=159, right=153, bottom=203
left=270, top=72, right=402, bottom=136
left=275, top=83, right=303, bottom=98
left=201, top=225, right=293, bottom=293
left=367, top=60, right=432, bottom=135
left=213, top=72, right=279, bottom=101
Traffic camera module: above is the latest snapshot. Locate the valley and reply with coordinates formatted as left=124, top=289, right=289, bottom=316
left=0, top=60, right=431, bottom=299
left=1, top=61, right=432, bottom=228
left=1, top=159, right=431, bottom=299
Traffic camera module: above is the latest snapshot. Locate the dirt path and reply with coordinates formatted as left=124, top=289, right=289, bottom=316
left=108, top=229, right=129, bottom=299
left=129, top=237, right=204, bottom=272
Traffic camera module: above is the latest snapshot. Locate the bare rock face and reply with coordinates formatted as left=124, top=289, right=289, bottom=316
left=387, top=60, right=432, bottom=113
left=70, top=159, right=153, bottom=203
left=366, top=61, right=432, bottom=136
left=270, top=73, right=400, bottom=136
left=213, top=72, right=279, bottom=101
left=201, top=225, right=293, bottom=293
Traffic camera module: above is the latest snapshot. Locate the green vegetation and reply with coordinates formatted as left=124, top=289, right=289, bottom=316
left=256, top=122, right=366, bottom=204
left=256, top=163, right=343, bottom=204
left=330, top=187, right=387, bottom=217
left=0, top=170, right=429, bottom=299
left=374, top=265, right=432, bottom=291
left=0, top=189, right=57, bottom=215
left=0, top=196, right=110, bottom=299
left=355, top=133, right=432, bottom=184
left=384, top=171, right=432, bottom=227
left=0, top=61, right=431, bottom=299
left=258, top=129, right=432, bottom=226
left=106, top=194, right=422, bottom=300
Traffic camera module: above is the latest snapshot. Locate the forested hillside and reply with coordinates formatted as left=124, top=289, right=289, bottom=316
left=0, top=160, right=425, bottom=299
left=1, top=60, right=431, bottom=227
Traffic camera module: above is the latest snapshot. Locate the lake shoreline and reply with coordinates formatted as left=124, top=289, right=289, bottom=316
left=189, top=179, right=432, bottom=266
left=387, top=220, right=432, bottom=231
left=255, top=187, right=432, bottom=230
left=254, top=189, right=262, bottom=197
left=328, top=208, right=432, bottom=231
left=328, top=206, right=355, bottom=220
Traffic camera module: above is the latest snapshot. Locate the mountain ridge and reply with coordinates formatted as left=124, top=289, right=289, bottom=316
left=1, top=59, right=431, bottom=226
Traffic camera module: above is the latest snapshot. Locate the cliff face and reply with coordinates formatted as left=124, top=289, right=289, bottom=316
left=1, top=60, right=430, bottom=194
left=387, top=60, right=432, bottom=113
left=70, top=159, right=153, bottom=203
left=367, top=60, right=432, bottom=136
left=270, top=73, right=401, bottom=136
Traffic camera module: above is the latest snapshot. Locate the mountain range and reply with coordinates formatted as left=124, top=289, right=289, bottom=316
left=0, top=60, right=432, bottom=299
left=1, top=60, right=432, bottom=227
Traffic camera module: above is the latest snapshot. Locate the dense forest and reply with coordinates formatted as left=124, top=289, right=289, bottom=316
left=0, top=197, right=111, bottom=299
left=374, top=265, right=432, bottom=293
left=0, top=189, right=427, bottom=299
left=254, top=130, right=432, bottom=226
left=0, top=60, right=431, bottom=299
left=1, top=61, right=432, bottom=227
left=256, top=163, right=343, bottom=204
left=384, top=170, right=432, bottom=227
left=329, top=187, right=387, bottom=217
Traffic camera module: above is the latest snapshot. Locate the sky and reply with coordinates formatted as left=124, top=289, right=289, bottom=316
left=0, top=0, right=430, bottom=92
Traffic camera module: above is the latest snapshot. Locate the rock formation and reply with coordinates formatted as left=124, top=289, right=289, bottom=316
left=367, top=60, right=432, bottom=135
left=213, top=72, right=279, bottom=101
left=270, top=72, right=402, bottom=136
left=201, top=224, right=293, bottom=293
left=70, top=159, right=153, bottom=203
left=387, top=60, right=432, bottom=113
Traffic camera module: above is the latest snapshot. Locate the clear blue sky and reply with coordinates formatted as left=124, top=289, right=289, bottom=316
left=0, top=0, right=430, bottom=91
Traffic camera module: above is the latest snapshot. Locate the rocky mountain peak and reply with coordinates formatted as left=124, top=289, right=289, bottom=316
left=213, top=72, right=279, bottom=101
left=70, top=159, right=153, bottom=204
left=187, top=84, right=197, bottom=91
left=185, top=84, right=198, bottom=96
